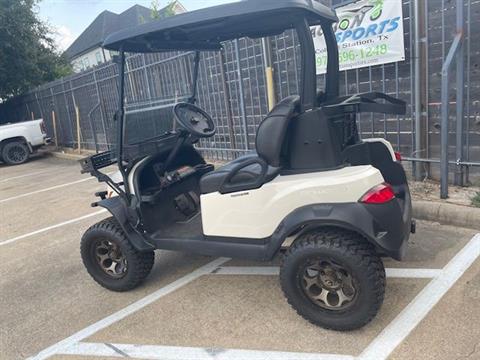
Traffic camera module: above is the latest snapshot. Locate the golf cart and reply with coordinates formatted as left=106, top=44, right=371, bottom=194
left=80, top=0, right=414, bottom=331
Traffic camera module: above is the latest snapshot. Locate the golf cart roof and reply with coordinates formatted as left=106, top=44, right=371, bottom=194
left=103, top=0, right=338, bottom=52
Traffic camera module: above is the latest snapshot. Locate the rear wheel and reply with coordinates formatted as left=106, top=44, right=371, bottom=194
left=280, top=228, right=385, bottom=330
left=2, top=141, right=29, bottom=165
left=81, top=217, right=155, bottom=292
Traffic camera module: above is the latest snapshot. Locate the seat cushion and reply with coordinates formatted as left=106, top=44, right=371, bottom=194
left=200, top=154, right=280, bottom=194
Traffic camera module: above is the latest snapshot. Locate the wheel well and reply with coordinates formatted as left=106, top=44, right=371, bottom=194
left=281, top=223, right=371, bottom=250
left=0, top=137, right=30, bottom=153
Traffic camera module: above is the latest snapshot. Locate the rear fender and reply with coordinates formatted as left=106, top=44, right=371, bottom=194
left=265, top=202, right=409, bottom=261
left=96, top=197, right=155, bottom=252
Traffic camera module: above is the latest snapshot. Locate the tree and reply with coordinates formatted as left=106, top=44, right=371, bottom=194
left=0, top=0, right=72, bottom=101
left=151, top=0, right=177, bottom=20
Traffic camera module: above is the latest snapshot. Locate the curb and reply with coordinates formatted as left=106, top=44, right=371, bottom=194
left=413, top=200, right=480, bottom=231
left=46, top=150, right=91, bottom=161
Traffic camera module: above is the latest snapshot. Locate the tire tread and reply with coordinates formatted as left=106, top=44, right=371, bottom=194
left=280, top=227, right=385, bottom=330
left=81, top=217, right=154, bottom=292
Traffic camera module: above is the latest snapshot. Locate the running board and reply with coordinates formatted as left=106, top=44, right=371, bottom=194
left=148, top=236, right=271, bottom=261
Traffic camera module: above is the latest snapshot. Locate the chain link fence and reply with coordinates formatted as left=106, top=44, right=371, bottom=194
left=1, top=0, right=479, bottom=186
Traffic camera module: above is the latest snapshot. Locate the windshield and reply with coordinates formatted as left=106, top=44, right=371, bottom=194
left=122, top=51, right=197, bottom=145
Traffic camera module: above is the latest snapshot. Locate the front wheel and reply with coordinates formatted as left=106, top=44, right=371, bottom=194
left=280, top=228, right=385, bottom=331
left=81, top=217, right=155, bottom=292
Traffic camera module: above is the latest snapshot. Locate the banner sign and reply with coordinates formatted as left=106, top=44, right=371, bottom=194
left=313, top=0, right=405, bottom=74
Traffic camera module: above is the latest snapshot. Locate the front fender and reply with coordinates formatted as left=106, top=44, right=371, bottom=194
left=266, top=202, right=410, bottom=261
left=97, top=197, right=155, bottom=252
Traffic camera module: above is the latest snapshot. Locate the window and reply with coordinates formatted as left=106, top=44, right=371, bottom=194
left=83, top=58, right=90, bottom=68
left=95, top=51, right=102, bottom=63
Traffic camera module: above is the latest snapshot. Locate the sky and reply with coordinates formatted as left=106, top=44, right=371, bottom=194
left=38, top=0, right=237, bottom=51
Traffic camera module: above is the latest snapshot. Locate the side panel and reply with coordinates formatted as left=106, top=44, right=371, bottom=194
left=201, top=165, right=384, bottom=239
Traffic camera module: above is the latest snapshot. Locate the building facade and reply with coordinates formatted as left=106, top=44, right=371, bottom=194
left=66, top=2, right=186, bottom=72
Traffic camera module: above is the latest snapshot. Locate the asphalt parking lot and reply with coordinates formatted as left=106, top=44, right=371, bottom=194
left=1, top=153, right=479, bottom=360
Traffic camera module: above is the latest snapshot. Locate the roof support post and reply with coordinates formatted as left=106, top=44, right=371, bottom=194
left=295, top=18, right=317, bottom=110
left=321, top=22, right=339, bottom=101
left=116, top=49, right=131, bottom=199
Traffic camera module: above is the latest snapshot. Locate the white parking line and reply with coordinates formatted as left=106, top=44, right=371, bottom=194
left=28, top=234, right=480, bottom=360
left=61, top=342, right=354, bottom=360
left=0, top=170, right=50, bottom=183
left=0, top=210, right=107, bottom=247
left=358, top=233, right=480, bottom=360
left=28, top=257, right=230, bottom=360
left=213, top=266, right=443, bottom=278
left=0, top=177, right=93, bottom=203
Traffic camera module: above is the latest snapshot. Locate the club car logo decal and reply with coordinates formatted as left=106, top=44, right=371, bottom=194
left=313, top=0, right=405, bottom=74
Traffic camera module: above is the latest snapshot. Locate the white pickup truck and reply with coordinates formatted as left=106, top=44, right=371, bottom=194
left=0, top=119, right=50, bottom=165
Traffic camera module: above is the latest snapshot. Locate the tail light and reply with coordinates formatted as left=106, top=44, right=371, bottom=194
left=394, top=151, right=402, bottom=162
left=40, top=121, right=47, bottom=134
left=360, top=183, right=395, bottom=204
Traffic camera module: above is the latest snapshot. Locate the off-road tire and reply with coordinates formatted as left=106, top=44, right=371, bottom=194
left=2, top=141, right=30, bottom=165
left=280, top=228, right=385, bottom=331
left=81, top=217, right=155, bottom=292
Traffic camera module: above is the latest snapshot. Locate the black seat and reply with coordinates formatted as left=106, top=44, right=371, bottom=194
left=200, top=96, right=300, bottom=194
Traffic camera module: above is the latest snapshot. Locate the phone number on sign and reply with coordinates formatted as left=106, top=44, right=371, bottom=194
left=316, top=44, right=388, bottom=67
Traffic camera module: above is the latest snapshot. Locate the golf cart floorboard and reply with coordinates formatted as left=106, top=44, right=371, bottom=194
left=148, top=213, right=270, bottom=260
left=151, top=213, right=204, bottom=241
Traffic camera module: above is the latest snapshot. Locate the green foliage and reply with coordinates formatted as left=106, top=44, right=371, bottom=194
left=151, top=0, right=161, bottom=19
left=0, top=0, right=72, bottom=101
left=151, top=0, right=176, bottom=20
left=472, top=192, right=480, bottom=208
left=163, top=0, right=177, bottom=17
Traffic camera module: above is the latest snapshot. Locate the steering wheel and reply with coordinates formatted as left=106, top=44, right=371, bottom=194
left=173, top=103, right=216, bottom=138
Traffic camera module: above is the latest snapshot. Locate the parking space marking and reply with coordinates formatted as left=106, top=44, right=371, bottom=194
left=213, top=266, right=443, bottom=278
left=0, top=210, right=107, bottom=247
left=60, top=342, right=354, bottom=360
left=0, top=177, right=93, bottom=203
left=28, top=258, right=230, bottom=360
left=0, top=170, right=50, bottom=183
left=358, top=233, right=480, bottom=360
left=28, top=234, right=480, bottom=360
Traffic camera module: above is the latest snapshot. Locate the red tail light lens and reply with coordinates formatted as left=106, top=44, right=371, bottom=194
left=40, top=121, right=47, bottom=134
left=360, top=183, right=395, bottom=204
left=394, top=151, right=402, bottom=162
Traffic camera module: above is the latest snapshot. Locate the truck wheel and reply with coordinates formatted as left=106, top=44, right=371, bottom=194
left=280, top=228, right=385, bottom=331
left=81, top=217, right=155, bottom=292
left=2, top=141, right=29, bottom=165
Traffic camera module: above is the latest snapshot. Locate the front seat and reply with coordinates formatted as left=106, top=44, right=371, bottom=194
left=200, top=95, right=300, bottom=194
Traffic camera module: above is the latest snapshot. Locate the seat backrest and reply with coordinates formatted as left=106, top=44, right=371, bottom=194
left=256, top=95, right=300, bottom=167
